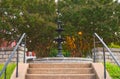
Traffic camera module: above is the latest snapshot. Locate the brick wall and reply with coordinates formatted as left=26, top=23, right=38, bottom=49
left=0, top=47, right=26, bottom=63
left=92, top=47, right=120, bottom=64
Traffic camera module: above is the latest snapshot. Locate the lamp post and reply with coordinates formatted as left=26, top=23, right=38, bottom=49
left=54, top=0, right=64, bottom=57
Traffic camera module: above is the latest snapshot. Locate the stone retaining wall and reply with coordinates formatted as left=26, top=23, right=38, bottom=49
left=92, top=47, right=120, bottom=64
left=0, top=47, right=26, bottom=63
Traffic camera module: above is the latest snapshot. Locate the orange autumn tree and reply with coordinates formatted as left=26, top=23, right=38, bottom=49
left=65, top=36, right=76, bottom=57
left=65, top=33, right=91, bottom=57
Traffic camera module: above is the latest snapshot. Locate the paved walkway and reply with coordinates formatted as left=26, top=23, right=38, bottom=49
left=10, top=63, right=29, bottom=79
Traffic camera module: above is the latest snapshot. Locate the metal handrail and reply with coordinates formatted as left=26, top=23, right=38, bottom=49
left=0, top=33, right=26, bottom=78
left=94, top=33, right=120, bottom=66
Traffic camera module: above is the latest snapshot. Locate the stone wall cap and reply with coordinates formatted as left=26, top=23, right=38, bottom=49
left=0, top=46, right=27, bottom=51
left=93, top=47, right=120, bottom=52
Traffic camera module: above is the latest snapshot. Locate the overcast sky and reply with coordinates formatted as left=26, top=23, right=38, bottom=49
left=114, top=0, right=120, bottom=3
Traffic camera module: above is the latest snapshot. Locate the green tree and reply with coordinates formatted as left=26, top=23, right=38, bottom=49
left=59, top=0, right=120, bottom=55
left=0, top=0, right=120, bottom=57
left=0, top=0, right=56, bottom=57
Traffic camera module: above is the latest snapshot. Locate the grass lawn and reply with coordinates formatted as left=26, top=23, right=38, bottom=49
left=106, top=63, right=120, bottom=79
left=0, top=63, right=16, bottom=79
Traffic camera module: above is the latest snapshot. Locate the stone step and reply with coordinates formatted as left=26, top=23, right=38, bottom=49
left=29, top=63, right=91, bottom=68
left=25, top=74, right=96, bottom=79
left=27, top=68, right=93, bottom=74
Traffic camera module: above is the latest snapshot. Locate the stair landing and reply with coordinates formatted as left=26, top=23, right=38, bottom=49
left=33, top=57, right=93, bottom=63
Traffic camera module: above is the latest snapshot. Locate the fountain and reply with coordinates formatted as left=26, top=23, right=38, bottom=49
left=54, top=9, right=64, bottom=57
left=33, top=0, right=93, bottom=63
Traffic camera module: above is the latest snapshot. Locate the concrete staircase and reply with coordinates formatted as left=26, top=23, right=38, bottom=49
left=25, top=63, right=96, bottom=79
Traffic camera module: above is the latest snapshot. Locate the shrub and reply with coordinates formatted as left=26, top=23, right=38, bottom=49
left=109, top=43, right=120, bottom=48
left=49, top=48, right=70, bottom=57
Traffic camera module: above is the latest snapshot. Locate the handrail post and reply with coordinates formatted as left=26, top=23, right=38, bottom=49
left=103, top=45, right=106, bottom=79
left=4, top=68, right=6, bottom=79
left=93, top=35, right=96, bottom=62
left=16, top=48, right=19, bottom=77
left=24, top=35, right=26, bottom=63
left=4, top=49, right=7, bottom=79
